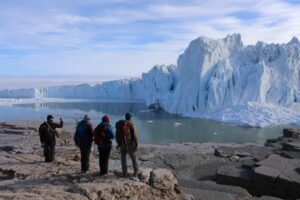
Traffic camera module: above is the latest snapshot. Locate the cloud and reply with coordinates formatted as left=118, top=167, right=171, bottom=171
left=0, top=0, right=300, bottom=77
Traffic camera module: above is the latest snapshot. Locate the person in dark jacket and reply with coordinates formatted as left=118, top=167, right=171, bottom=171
left=39, top=115, right=63, bottom=162
left=94, top=115, right=114, bottom=175
left=75, top=114, right=94, bottom=173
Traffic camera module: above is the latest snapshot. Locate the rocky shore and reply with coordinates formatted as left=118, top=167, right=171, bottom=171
left=0, top=121, right=300, bottom=200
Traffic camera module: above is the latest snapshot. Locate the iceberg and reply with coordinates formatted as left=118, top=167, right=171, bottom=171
left=1, top=34, right=300, bottom=127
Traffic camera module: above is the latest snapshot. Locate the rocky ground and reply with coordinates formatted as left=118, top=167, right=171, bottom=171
left=0, top=121, right=300, bottom=200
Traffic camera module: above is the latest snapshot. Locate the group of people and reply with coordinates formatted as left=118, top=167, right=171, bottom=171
left=39, top=112, right=139, bottom=177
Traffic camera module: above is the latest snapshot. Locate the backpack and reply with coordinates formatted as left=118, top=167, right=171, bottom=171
left=94, top=124, right=107, bottom=145
left=39, top=123, right=54, bottom=143
left=115, top=120, right=132, bottom=145
left=74, top=121, right=89, bottom=146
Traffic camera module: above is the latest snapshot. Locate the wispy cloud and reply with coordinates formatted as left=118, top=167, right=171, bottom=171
left=0, top=0, right=300, bottom=77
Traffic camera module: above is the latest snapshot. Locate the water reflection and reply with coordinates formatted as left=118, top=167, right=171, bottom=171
left=0, top=101, right=295, bottom=144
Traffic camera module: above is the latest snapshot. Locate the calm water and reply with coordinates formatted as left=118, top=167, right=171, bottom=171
left=0, top=101, right=294, bottom=144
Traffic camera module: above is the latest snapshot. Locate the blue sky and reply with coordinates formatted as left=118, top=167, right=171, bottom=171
left=0, top=0, right=300, bottom=78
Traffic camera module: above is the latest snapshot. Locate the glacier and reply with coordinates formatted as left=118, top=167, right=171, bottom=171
left=1, top=34, right=300, bottom=127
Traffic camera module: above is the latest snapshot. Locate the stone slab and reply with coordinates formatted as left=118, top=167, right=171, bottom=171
left=282, top=142, right=300, bottom=152
left=283, top=128, right=300, bottom=138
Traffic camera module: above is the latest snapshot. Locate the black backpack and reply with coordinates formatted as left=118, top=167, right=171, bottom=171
left=39, top=123, right=55, bottom=143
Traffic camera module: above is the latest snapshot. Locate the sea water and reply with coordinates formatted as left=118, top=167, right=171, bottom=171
left=0, top=101, right=293, bottom=144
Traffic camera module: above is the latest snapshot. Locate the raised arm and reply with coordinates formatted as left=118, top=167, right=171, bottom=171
left=52, top=118, right=64, bottom=129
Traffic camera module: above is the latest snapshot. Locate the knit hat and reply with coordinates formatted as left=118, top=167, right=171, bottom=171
left=102, top=115, right=110, bottom=123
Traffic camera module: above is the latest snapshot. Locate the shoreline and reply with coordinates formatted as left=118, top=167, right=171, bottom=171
left=0, top=120, right=277, bottom=145
left=1, top=121, right=300, bottom=199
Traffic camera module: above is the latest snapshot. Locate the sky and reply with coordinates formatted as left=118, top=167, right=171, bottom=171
left=0, top=0, right=300, bottom=79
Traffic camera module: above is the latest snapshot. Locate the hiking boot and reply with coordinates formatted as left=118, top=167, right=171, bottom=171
left=100, top=172, right=108, bottom=176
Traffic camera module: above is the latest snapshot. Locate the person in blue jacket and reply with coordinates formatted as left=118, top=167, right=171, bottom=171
left=93, top=115, right=114, bottom=175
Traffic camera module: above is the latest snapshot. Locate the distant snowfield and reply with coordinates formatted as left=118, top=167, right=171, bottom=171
left=0, top=98, right=143, bottom=106
left=0, top=75, right=129, bottom=90
left=1, top=34, right=300, bottom=127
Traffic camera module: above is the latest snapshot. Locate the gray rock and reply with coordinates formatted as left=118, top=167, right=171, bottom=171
left=283, top=128, right=300, bottom=138
left=235, top=145, right=272, bottom=162
left=235, top=151, right=252, bottom=157
left=138, top=167, right=153, bottom=183
left=216, top=165, right=254, bottom=192
left=230, top=155, right=240, bottom=161
left=181, top=193, right=195, bottom=200
left=214, top=146, right=235, bottom=158
left=266, top=138, right=281, bottom=144
left=282, top=142, right=300, bottom=152
left=254, top=154, right=300, bottom=198
left=281, top=151, right=300, bottom=159
left=149, top=168, right=178, bottom=191
left=254, top=196, right=283, bottom=200
left=239, top=157, right=255, bottom=170
left=139, top=155, right=153, bottom=162
left=0, top=146, right=14, bottom=152
left=2, top=128, right=25, bottom=135
left=0, top=169, right=16, bottom=180
left=182, top=180, right=252, bottom=200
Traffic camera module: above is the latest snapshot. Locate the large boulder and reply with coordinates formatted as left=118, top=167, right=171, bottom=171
left=138, top=167, right=153, bottom=183
left=149, top=168, right=179, bottom=191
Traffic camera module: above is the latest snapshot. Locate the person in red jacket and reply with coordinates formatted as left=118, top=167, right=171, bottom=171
left=94, top=115, right=114, bottom=175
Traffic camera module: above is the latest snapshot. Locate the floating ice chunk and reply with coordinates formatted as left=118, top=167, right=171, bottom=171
left=173, top=122, right=182, bottom=127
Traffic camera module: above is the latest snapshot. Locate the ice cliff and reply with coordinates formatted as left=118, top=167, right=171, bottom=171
left=1, top=34, right=300, bottom=126
left=169, top=34, right=300, bottom=113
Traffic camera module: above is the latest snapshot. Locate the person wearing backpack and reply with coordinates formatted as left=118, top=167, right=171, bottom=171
left=39, top=115, right=63, bottom=162
left=115, top=112, right=139, bottom=177
left=94, top=115, right=114, bottom=175
left=74, top=114, right=94, bottom=173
